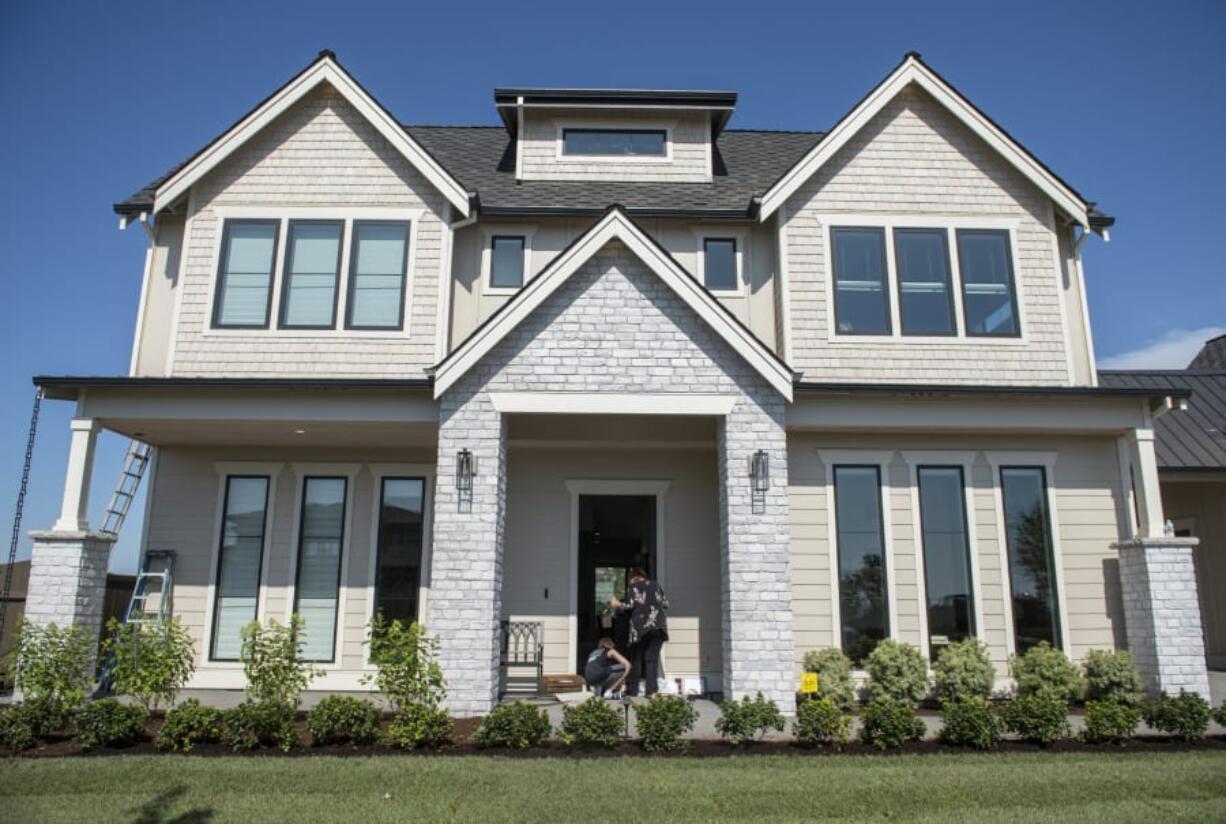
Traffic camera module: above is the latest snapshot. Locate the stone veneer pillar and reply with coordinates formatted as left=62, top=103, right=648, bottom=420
left=1113, top=536, right=1211, bottom=700
left=24, top=530, right=117, bottom=669
left=427, top=393, right=508, bottom=717
left=718, top=401, right=796, bottom=713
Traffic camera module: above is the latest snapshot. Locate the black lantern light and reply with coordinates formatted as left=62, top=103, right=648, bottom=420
left=750, top=449, right=769, bottom=514
left=456, top=448, right=475, bottom=512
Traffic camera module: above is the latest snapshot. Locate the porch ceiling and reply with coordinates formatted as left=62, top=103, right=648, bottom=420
left=100, top=418, right=438, bottom=449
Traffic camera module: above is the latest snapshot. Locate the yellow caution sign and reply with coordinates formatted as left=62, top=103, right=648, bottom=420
left=800, top=672, right=819, bottom=694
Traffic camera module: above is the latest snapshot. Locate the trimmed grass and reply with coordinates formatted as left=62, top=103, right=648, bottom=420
left=2, top=752, right=1225, bottom=823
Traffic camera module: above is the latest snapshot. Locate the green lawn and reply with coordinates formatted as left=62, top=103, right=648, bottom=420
left=2, top=751, right=1225, bottom=823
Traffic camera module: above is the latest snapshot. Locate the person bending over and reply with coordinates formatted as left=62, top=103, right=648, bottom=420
left=584, top=637, right=631, bottom=698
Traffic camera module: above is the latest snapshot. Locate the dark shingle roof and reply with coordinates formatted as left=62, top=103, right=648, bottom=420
left=115, top=126, right=824, bottom=216
left=1099, top=370, right=1226, bottom=470
left=1189, top=334, right=1226, bottom=369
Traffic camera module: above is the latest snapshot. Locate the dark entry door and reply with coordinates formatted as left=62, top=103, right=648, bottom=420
left=576, top=495, right=656, bottom=673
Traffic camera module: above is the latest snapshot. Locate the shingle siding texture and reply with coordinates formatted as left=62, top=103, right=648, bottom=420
left=783, top=86, right=1071, bottom=385
left=171, top=86, right=446, bottom=378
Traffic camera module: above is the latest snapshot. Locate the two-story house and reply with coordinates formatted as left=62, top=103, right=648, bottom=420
left=27, top=51, right=1210, bottom=716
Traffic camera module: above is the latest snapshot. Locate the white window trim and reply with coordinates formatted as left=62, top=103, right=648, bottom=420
left=983, top=451, right=1071, bottom=655
left=690, top=228, right=749, bottom=297
left=363, top=463, right=436, bottom=669
left=819, top=214, right=1027, bottom=345
left=899, top=451, right=985, bottom=663
left=202, top=462, right=284, bottom=668
left=553, top=118, right=675, bottom=164
left=202, top=206, right=422, bottom=339
left=481, top=224, right=538, bottom=296
left=283, top=462, right=361, bottom=669
left=562, top=479, right=671, bottom=674
left=817, top=449, right=898, bottom=660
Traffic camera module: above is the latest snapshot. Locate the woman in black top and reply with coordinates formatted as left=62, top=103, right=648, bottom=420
left=608, top=568, right=669, bottom=697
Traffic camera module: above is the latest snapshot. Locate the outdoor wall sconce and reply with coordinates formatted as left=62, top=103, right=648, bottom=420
left=456, top=448, right=476, bottom=513
left=750, top=449, right=769, bottom=514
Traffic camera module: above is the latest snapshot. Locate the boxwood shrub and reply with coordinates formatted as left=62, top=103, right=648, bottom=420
left=1081, top=699, right=1141, bottom=744
left=634, top=695, right=698, bottom=753
left=307, top=695, right=381, bottom=747
left=1000, top=694, right=1070, bottom=745
left=76, top=699, right=149, bottom=750
left=156, top=699, right=223, bottom=752
left=1081, top=649, right=1144, bottom=705
left=715, top=693, right=785, bottom=746
left=801, top=649, right=857, bottom=710
left=1141, top=691, right=1211, bottom=741
left=0, top=704, right=38, bottom=751
left=559, top=696, right=624, bottom=748
left=386, top=702, right=452, bottom=750
left=474, top=701, right=552, bottom=749
left=1214, top=701, right=1226, bottom=728
left=938, top=696, right=1001, bottom=749
left=932, top=639, right=995, bottom=702
left=865, top=640, right=929, bottom=704
left=793, top=696, right=851, bottom=747
left=1009, top=643, right=1083, bottom=702
left=221, top=700, right=297, bottom=752
left=859, top=698, right=926, bottom=750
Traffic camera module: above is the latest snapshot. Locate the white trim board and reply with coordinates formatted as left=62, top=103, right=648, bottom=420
left=433, top=207, right=794, bottom=400
left=153, top=54, right=470, bottom=217
left=757, top=54, right=1090, bottom=228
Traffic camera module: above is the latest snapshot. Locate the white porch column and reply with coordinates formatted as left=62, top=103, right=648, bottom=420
left=718, top=399, right=796, bottom=713
left=1114, top=425, right=1211, bottom=700
left=54, top=418, right=100, bottom=532
left=427, top=393, right=508, bottom=717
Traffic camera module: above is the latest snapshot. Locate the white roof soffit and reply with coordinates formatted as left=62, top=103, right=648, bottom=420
left=152, top=53, right=471, bottom=217
left=433, top=207, right=794, bottom=401
left=757, top=54, right=1090, bottom=228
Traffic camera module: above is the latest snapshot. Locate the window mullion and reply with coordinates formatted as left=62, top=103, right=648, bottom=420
left=883, top=225, right=901, bottom=337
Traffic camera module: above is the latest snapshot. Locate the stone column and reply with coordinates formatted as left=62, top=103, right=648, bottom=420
left=1114, top=536, right=1211, bottom=700
left=428, top=392, right=507, bottom=717
left=24, top=530, right=116, bottom=669
left=718, top=398, right=796, bottom=713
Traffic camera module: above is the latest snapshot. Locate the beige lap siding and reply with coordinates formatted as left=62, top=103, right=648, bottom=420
left=783, top=85, right=1074, bottom=385
left=787, top=434, right=1128, bottom=676
left=171, top=85, right=447, bottom=378
left=145, top=446, right=433, bottom=676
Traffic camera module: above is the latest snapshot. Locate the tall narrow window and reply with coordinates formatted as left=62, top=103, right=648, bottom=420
left=293, top=477, right=347, bottom=662
left=489, top=236, right=525, bottom=290
left=831, top=227, right=890, bottom=334
left=346, top=221, right=409, bottom=330
left=213, top=220, right=279, bottom=328
left=278, top=220, right=342, bottom=328
left=895, top=228, right=955, bottom=335
left=703, top=238, right=738, bottom=291
left=374, top=477, right=427, bottom=626
left=917, top=467, right=975, bottom=660
left=834, top=466, right=889, bottom=663
left=211, top=476, right=269, bottom=660
left=1000, top=467, right=1061, bottom=652
left=957, top=229, right=1019, bottom=337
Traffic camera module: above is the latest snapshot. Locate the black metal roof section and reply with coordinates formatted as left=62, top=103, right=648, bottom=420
left=494, top=87, right=738, bottom=137
left=1099, top=369, right=1226, bottom=470
left=794, top=380, right=1192, bottom=400
left=34, top=375, right=432, bottom=401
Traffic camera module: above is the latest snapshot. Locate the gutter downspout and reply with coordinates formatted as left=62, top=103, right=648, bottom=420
left=434, top=205, right=479, bottom=364
left=1072, top=223, right=1103, bottom=387
left=127, top=212, right=156, bottom=377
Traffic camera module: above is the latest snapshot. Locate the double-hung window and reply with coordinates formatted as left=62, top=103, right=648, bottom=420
left=917, top=466, right=975, bottom=659
left=293, top=477, right=348, bottom=662
left=346, top=221, right=409, bottom=330
left=279, top=221, right=343, bottom=329
left=831, top=227, right=891, bottom=334
left=1000, top=467, right=1061, bottom=652
left=489, top=236, right=526, bottom=290
left=373, top=477, right=428, bottom=626
left=211, top=476, right=269, bottom=660
left=833, top=465, right=889, bottom=663
left=213, top=220, right=279, bottom=328
left=958, top=229, right=1019, bottom=336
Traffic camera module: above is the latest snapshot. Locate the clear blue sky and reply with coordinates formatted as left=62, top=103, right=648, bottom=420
left=1, top=0, right=1223, bottom=573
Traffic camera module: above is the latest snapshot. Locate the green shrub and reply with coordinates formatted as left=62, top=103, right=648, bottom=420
left=1141, top=691, right=1211, bottom=741
left=386, top=702, right=452, bottom=750
left=715, top=693, right=785, bottom=746
left=75, top=699, right=149, bottom=750
left=932, top=638, right=995, bottom=702
left=1000, top=694, right=1070, bottom=745
left=5, top=621, right=93, bottom=723
left=102, top=617, right=196, bottom=711
left=239, top=617, right=320, bottom=710
left=363, top=616, right=447, bottom=712
left=1081, top=699, right=1141, bottom=744
left=1081, top=649, right=1144, bottom=706
left=559, top=696, right=624, bottom=748
left=865, top=639, right=929, bottom=704
left=0, top=704, right=37, bottom=751
left=156, top=699, right=223, bottom=752
left=1214, top=701, right=1226, bottom=728
left=634, top=695, right=698, bottom=753
left=793, top=696, right=851, bottom=747
left=474, top=701, right=551, bottom=749
left=306, top=695, right=381, bottom=747
left=938, top=697, right=1001, bottom=749
left=1009, top=643, right=1083, bottom=702
left=4, top=697, right=70, bottom=740
left=859, top=699, right=926, bottom=750
left=801, top=649, right=857, bottom=710
left=221, top=700, right=297, bottom=752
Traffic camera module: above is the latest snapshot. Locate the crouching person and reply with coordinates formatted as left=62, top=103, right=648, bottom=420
left=583, top=637, right=630, bottom=698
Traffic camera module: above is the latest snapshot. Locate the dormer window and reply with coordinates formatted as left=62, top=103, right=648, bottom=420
left=561, top=128, right=667, bottom=157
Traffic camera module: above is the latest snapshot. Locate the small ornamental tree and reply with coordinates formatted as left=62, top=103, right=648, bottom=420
left=103, top=617, right=196, bottom=710
left=240, top=616, right=320, bottom=709
left=1009, top=643, right=1083, bottom=702
left=1081, top=649, right=1144, bottom=706
left=5, top=621, right=93, bottom=724
left=362, top=616, right=447, bottom=711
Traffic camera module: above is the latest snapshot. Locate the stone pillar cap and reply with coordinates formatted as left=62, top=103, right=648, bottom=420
left=28, top=529, right=119, bottom=543
left=1111, top=535, right=1199, bottom=550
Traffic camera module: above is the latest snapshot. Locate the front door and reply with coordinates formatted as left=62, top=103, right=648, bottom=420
left=576, top=494, right=656, bottom=673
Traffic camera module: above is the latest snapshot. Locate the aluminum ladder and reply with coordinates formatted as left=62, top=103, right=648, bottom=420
left=123, top=549, right=175, bottom=625
left=99, top=440, right=152, bottom=538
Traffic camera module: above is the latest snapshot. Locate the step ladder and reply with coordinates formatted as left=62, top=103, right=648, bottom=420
left=99, top=440, right=152, bottom=538
left=123, top=549, right=176, bottom=625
